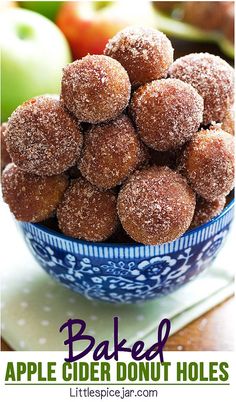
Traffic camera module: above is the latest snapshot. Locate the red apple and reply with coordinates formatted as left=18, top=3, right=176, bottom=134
left=56, top=0, right=155, bottom=60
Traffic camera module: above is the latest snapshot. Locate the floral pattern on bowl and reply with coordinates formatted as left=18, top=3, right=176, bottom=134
left=19, top=200, right=234, bottom=304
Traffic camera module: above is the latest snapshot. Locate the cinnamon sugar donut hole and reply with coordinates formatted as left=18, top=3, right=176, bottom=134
left=2, top=164, right=68, bottom=222
left=60, top=55, right=131, bottom=124
left=1, top=123, right=11, bottom=171
left=137, top=141, right=151, bottom=169
left=153, top=2, right=180, bottom=13
left=169, top=53, right=234, bottom=124
left=183, top=2, right=232, bottom=31
left=117, top=166, right=196, bottom=245
left=180, top=128, right=234, bottom=201
left=130, top=78, right=203, bottom=151
left=4, top=95, right=83, bottom=176
left=190, top=196, right=226, bottom=229
left=104, top=26, right=173, bottom=87
left=57, top=178, right=118, bottom=242
left=222, top=3, right=234, bottom=43
left=221, top=108, right=234, bottom=135
left=79, top=115, right=141, bottom=189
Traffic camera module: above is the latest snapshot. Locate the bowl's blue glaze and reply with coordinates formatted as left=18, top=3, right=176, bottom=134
left=19, top=200, right=234, bottom=304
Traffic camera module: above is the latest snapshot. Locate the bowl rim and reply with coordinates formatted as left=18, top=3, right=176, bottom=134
left=27, top=198, right=234, bottom=248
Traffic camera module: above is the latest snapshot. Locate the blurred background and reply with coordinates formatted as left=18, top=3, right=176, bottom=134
left=1, top=0, right=234, bottom=123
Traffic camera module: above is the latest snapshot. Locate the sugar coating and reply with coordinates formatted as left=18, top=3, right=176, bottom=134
left=60, top=55, right=131, bottom=124
left=190, top=195, right=226, bottom=229
left=2, top=164, right=68, bottom=222
left=221, top=108, right=234, bottom=135
left=57, top=178, right=118, bottom=242
left=5, top=95, right=83, bottom=176
left=130, top=78, right=203, bottom=151
left=117, top=166, right=196, bottom=245
left=169, top=53, right=234, bottom=124
left=79, top=115, right=141, bottom=189
left=136, top=141, right=151, bottom=169
left=1, top=30, right=234, bottom=246
left=1, top=123, right=11, bottom=171
left=104, top=26, right=174, bottom=86
left=180, top=127, right=234, bottom=201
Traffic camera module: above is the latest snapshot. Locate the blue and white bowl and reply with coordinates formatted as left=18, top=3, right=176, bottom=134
left=19, top=200, right=234, bottom=304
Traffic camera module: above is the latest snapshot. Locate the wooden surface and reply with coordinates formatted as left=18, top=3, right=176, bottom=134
left=1, top=296, right=234, bottom=352
left=165, top=297, right=234, bottom=351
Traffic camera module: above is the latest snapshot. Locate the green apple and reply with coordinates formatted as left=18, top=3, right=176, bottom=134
left=1, top=8, right=71, bottom=122
left=20, top=1, right=62, bottom=21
